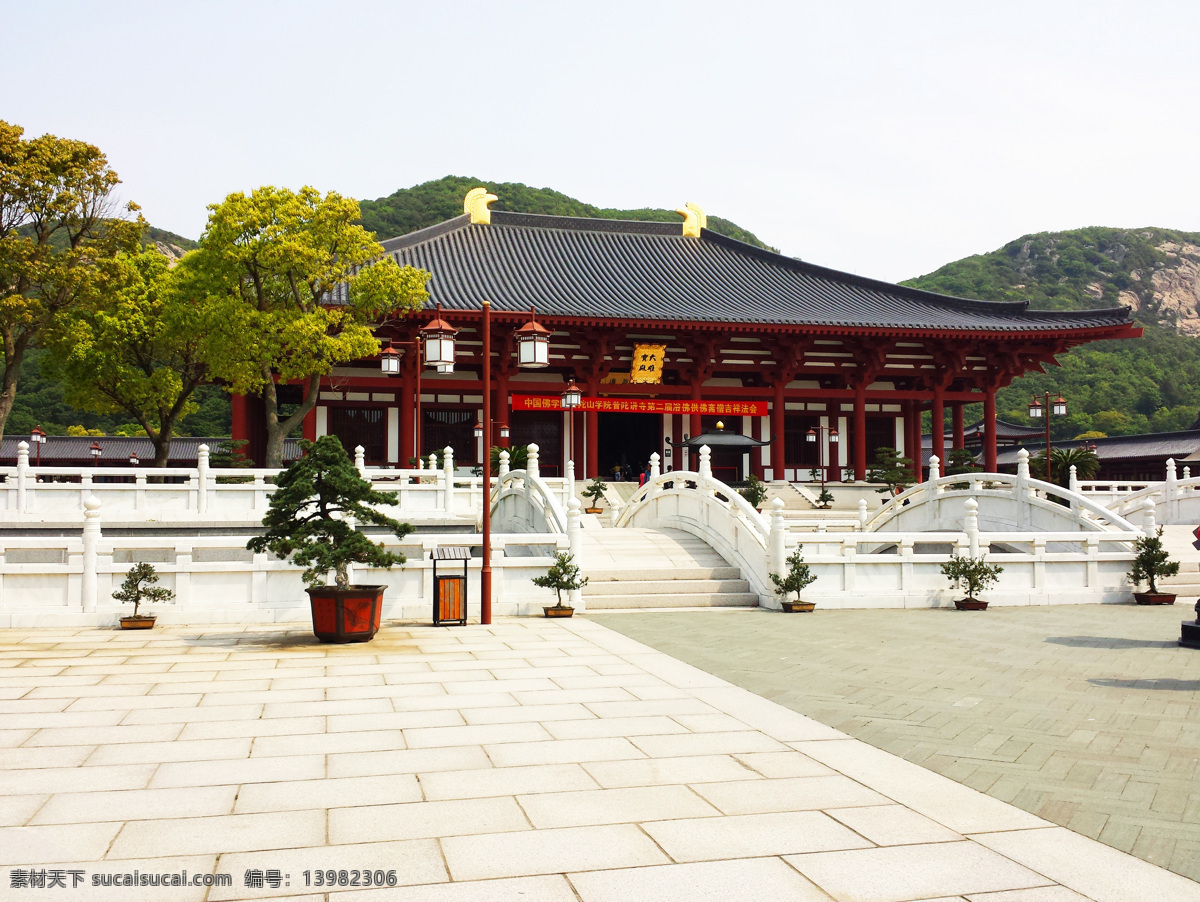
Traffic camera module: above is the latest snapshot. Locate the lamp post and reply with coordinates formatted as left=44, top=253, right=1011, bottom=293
left=30, top=426, right=46, bottom=466
left=561, top=378, right=581, bottom=477
left=381, top=338, right=426, bottom=464
left=1028, top=392, right=1067, bottom=483
left=90, top=441, right=102, bottom=467
left=806, top=424, right=840, bottom=495
left=129, top=451, right=139, bottom=467
left=418, top=302, right=550, bottom=625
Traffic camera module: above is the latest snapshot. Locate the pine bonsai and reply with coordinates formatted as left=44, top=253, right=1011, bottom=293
left=582, top=476, right=608, bottom=510
left=815, top=488, right=834, bottom=509
left=532, top=551, right=589, bottom=609
left=770, top=549, right=817, bottom=602
left=940, top=554, right=1003, bottom=602
left=247, top=436, right=413, bottom=588
left=1130, top=527, right=1179, bottom=594
left=738, top=473, right=767, bottom=509
left=112, top=562, right=174, bottom=618
left=867, top=446, right=915, bottom=495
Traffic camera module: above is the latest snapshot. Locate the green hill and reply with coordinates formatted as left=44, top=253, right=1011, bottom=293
left=358, top=175, right=774, bottom=250
left=904, top=228, right=1200, bottom=438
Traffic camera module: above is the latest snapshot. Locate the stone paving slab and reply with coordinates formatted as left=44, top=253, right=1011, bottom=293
left=594, top=603, right=1200, bottom=884
left=0, top=616, right=1196, bottom=900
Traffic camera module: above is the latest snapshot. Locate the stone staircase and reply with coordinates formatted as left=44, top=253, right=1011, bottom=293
left=578, top=526, right=760, bottom=611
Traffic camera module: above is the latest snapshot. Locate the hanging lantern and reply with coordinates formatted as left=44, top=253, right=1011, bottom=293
left=420, top=305, right=457, bottom=367
left=1053, top=395, right=1067, bottom=416
left=806, top=428, right=817, bottom=443
left=830, top=429, right=840, bottom=443
left=515, top=307, right=551, bottom=368
left=129, top=452, right=139, bottom=466
left=473, top=421, right=483, bottom=440
left=380, top=342, right=402, bottom=376
left=1028, top=397, right=1044, bottom=419
left=561, top=379, right=582, bottom=409
left=498, top=423, right=510, bottom=440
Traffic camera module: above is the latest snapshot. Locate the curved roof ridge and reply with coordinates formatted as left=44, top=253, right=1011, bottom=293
left=490, top=210, right=682, bottom=236
left=698, top=228, right=1133, bottom=325
left=379, top=213, right=471, bottom=252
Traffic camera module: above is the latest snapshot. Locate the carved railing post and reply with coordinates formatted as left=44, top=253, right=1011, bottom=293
left=965, top=496, right=980, bottom=559
left=355, top=445, right=366, bottom=474
left=1141, top=496, right=1157, bottom=536
left=770, top=497, right=786, bottom=579
left=16, top=441, right=28, bottom=515
left=443, top=446, right=455, bottom=512
left=1069, top=464, right=1079, bottom=494
left=197, top=443, right=210, bottom=515
left=858, top=498, right=868, bottom=531
left=564, top=458, right=574, bottom=509
left=1165, top=458, right=1178, bottom=522
left=498, top=449, right=510, bottom=479
left=81, top=496, right=101, bottom=613
left=567, top=497, right=583, bottom=609
left=698, top=445, right=712, bottom=481
left=527, top=443, right=540, bottom=479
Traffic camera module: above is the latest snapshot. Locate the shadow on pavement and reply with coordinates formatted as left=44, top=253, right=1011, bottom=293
left=1089, top=677, right=1200, bottom=691
left=1044, top=636, right=1177, bottom=649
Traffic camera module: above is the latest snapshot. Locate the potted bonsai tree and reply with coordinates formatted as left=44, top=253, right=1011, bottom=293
left=113, top=562, right=175, bottom=629
left=815, top=488, right=834, bottom=509
left=1130, top=526, right=1179, bottom=604
left=941, top=554, right=1003, bottom=610
left=739, top=473, right=768, bottom=511
left=532, top=551, right=588, bottom=617
left=248, top=436, right=413, bottom=643
left=582, top=476, right=608, bottom=514
left=771, top=548, right=818, bottom=612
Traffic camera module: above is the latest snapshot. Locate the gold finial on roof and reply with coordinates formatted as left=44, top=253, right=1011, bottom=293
left=675, top=201, right=707, bottom=238
left=464, top=187, right=498, bottom=224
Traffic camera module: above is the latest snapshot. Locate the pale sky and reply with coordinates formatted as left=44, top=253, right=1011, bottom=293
left=5, top=0, right=1197, bottom=283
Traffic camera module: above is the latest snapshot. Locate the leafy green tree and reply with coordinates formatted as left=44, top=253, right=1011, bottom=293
left=247, top=436, right=413, bottom=588
left=1029, top=446, right=1100, bottom=486
left=112, top=562, right=174, bottom=618
left=50, top=247, right=210, bottom=466
left=192, top=186, right=430, bottom=467
left=940, top=555, right=1003, bottom=602
left=0, top=121, right=143, bottom=443
left=771, top=548, right=817, bottom=601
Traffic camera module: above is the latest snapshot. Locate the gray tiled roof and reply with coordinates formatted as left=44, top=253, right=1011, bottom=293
left=995, top=431, right=1200, bottom=465
left=378, top=212, right=1136, bottom=334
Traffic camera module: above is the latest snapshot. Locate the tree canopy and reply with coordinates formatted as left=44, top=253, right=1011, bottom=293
left=0, top=120, right=143, bottom=443
left=49, top=246, right=210, bottom=466
left=191, top=186, right=430, bottom=466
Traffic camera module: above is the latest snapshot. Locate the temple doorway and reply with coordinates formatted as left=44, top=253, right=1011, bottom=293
left=597, top=412, right=661, bottom=481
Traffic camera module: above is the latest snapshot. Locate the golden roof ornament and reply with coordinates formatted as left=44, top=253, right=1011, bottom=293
left=464, top=187, right=498, bottom=224
left=675, top=201, right=707, bottom=238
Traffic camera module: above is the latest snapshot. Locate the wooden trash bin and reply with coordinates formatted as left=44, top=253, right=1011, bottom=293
left=432, top=546, right=471, bottom=626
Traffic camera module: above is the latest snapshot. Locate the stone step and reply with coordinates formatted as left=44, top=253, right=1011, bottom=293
left=584, top=592, right=760, bottom=610
left=584, top=566, right=743, bottom=582
left=584, top=578, right=751, bottom=597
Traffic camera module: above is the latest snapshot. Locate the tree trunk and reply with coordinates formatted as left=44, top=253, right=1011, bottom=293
left=0, top=332, right=29, bottom=446
left=262, top=375, right=321, bottom=468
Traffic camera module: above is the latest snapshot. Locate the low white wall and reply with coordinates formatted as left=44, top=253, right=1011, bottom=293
left=0, top=532, right=568, bottom=628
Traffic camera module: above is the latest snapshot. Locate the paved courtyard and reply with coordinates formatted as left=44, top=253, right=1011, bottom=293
left=593, top=603, right=1200, bottom=884
left=2, top=616, right=1198, bottom=901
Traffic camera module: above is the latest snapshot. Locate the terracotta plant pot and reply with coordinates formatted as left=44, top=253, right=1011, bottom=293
left=306, top=585, right=385, bottom=643
left=1134, top=592, right=1176, bottom=605
left=954, top=598, right=988, bottom=611
left=543, top=606, right=575, bottom=618
left=781, top=600, right=816, bottom=613
left=119, top=615, right=156, bottom=630
left=585, top=508, right=603, bottom=515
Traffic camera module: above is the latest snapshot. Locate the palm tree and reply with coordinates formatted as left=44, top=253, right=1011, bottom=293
left=1031, top=446, right=1100, bottom=487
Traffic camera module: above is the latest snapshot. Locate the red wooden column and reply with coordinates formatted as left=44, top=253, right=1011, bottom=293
left=302, top=406, right=317, bottom=441
left=585, top=409, right=598, bottom=478
left=231, top=393, right=249, bottom=445
left=399, top=370, right=415, bottom=465
left=495, top=373, right=510, bottom=451
left=952, top=403, right=965, bottom=451
left=906, top=401, right=922, bottom=480
left=984, top=388, right=998, bottom=472
left=931, top=385, right=945, bottom=477
left=853, top=382, right=867, bottom=481
left=771, top=379, right=786, bottom=480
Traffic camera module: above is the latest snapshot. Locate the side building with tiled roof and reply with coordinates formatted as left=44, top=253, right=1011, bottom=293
left=234, top=190, right=1142, bottom=482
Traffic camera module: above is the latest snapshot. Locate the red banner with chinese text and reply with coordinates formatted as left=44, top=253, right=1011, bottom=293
left=511, top=394, right=768, bottom=416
